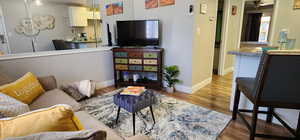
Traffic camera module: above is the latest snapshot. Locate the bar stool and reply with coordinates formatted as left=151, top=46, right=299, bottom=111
left=232, top=50, right=300, bottom=140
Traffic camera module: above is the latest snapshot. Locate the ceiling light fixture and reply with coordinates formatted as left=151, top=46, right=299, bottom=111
left=35, top=0, right=43, bottom=6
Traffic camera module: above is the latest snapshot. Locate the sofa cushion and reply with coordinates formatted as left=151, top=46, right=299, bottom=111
left=5, top=129, right=106, bottom=140
left=0, top=105, right=83, bottom=139
left=0, top=72, right=45, bottom=104
left=0, top=93, right=30, bottom=117
left=29, top=89, right=81, bottom=111
left=75, top=111, right=124, bottom=140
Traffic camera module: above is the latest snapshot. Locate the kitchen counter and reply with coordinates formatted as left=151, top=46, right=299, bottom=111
left=228, top=47, right=263, bottom=57
left=65, top=40, right=102, bottom=44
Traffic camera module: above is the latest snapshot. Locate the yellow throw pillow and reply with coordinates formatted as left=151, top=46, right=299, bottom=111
left=0, top=72, right=45, bottom=104
left=0, top=105, right=84, bottom=139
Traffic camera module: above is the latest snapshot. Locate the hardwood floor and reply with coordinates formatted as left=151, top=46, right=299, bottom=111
left=95, top=74, right=292, bottom=140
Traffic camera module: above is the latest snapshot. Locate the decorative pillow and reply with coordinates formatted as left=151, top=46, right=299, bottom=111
left=0, top=104, right=84, bottom=139
left=0, top=93, right=30, bottom=117
left=61, top=84, right=87, bottom=101
left=5, top=129, right=107, bottom=140
left=76, top=80, right=96, bottom=98
left=0, top=72, right=45, bottom=104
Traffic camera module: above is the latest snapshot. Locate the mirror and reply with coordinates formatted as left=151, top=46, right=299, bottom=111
left=0, top=0, right=102, bottom=54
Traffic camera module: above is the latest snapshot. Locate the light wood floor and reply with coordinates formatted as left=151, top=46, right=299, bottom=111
left=96, top=74, right=292, bottom=140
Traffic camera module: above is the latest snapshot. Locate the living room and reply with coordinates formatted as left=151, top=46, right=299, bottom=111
left=0, top=0, right=300, bottom=140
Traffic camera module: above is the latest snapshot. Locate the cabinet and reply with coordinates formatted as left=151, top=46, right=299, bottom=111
left=87, top=11, right=101, bottom=20
left=68, top=7, right=88, bottom=27
left=112, top=47, right=164, bottom=89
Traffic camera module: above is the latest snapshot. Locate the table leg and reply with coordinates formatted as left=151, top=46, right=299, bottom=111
left=150, top=106, right=155, bottom=123
left=133, top=113, right=135, bottom=135
left=116, top=107, right=121, bottom=124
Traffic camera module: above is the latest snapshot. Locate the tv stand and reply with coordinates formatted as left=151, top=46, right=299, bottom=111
left=112, top=47, right=164, bottom=89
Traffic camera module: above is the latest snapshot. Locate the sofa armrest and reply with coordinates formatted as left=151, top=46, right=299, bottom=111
left=38, top=76, right=57, bottom=91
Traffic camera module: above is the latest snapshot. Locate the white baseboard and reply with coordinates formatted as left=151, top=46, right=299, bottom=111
left=222, top=67, right=234, bottom=76
left=95, top=80, right=114, bottom=89
left=191, top=77, right=212, bottom=93
left=175, top=84, right=193, bottom=94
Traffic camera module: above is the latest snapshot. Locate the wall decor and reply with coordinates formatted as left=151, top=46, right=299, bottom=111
left=146, top=0, right=158, bottom=9
left=295, top=0, right=300, bottom=9
left=15, top=15, right=55, bottom=37
left=159, top=0, right=175, bottom=6
left=106, top=4, right=114, bottom=16
left=113, top=2, right=124, bottom=15
left=232, top=5, right=237, bottom=15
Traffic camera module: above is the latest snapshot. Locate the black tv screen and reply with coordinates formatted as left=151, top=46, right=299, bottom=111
left=117, top=20, right=160, bottom=46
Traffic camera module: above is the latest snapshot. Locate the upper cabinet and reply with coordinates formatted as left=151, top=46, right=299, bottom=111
left=68, top=7, right=88, bottom=27
left=87, top=11, right=101, bottom=20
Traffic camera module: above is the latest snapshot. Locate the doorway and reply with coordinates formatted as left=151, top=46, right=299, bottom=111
left=213, top=0, right=225, bottom=75
left=240, top=0, right=274, bottom=47
left=0, top=6, right=10, bottom=54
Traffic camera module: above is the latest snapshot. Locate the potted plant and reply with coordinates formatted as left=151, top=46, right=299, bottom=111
left=163, top=65, right=180, bottom=93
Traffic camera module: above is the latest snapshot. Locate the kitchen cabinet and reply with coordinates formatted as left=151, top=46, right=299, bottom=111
left=87, top=11, right=101, bottom=20
left=68, top=7, right=88, bottom=27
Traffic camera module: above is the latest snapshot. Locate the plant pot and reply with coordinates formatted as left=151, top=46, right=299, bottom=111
left=166, top=87, right=175, bottom=93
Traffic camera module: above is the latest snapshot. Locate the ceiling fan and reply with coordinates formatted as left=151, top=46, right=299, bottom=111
left=254, top=0, right=274, bottom=7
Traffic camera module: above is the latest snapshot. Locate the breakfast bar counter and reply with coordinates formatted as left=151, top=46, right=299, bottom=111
left=228, top=47, right=299, bottom=129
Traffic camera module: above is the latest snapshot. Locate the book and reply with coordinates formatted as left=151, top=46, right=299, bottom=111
left=120, top=86, right=146, bottom=96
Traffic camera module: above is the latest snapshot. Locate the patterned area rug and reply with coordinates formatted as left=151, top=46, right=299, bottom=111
left=80, top=90, right=231, bottom=140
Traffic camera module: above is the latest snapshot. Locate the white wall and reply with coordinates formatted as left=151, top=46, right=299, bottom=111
left=0, top=49, right=114, bottom=88
left=133, top=0, right=194, bottom=89
left=270, top=0, right=300, bottom=49
left=192, top=0, right=218, bottom=90
left=219, top=0, right=244, bottom=75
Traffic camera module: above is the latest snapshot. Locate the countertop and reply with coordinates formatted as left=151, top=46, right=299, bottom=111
left=0, top=47, right=114, bottom=61
left=228, top=47, right=264, bottom=57
left=65, top=40, right=102, bottom=43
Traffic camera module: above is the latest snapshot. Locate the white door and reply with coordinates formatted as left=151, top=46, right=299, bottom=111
left=0, top=6, right=10, bottom=54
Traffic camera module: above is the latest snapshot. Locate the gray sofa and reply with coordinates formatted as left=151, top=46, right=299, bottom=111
left=0, top=74, right=149, bottom=140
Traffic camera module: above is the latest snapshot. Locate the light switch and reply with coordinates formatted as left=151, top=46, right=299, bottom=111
left=200, top=4, right=208, bottom=14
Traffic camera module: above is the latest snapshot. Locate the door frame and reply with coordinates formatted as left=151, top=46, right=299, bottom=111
left=218, top=0, right=278, bottom=75
left=218, top=0, right=245, bottom=76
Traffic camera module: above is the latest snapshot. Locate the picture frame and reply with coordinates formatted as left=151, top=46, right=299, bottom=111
left=145, top=0, right=159, bottom=9
left=159, top=0, right=175, bottom=7
left=232, top=5, right=237, bottom=15
left=113, top=2, right=123, bottom=15
left=106, top=4, right=114, bottom=16
left=294, top=0, right=300, bottom=9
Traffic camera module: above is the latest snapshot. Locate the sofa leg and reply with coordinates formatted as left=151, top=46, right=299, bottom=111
left=232, top=85, right=241, bottom=120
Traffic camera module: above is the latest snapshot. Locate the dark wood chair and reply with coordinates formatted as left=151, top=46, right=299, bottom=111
left=232, top=50, right=300, bottom=140
left=52, top=40, right=76, bottom=50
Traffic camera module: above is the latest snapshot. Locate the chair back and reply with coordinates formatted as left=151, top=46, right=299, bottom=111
left=254, top=50, right=300, bottom=109
left=52, top=40, right=71, bottom=50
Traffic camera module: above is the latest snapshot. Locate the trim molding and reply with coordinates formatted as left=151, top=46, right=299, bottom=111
left=191, top=77, right=212, bottom=93
left=222, top=67, right=234, bottom=75
left=175, top=84, right=193, bottom=94
left=95, top=80, right=114, bottom=89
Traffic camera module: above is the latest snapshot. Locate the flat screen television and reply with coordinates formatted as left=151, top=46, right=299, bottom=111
left=117, top=20, right=160, bottom=46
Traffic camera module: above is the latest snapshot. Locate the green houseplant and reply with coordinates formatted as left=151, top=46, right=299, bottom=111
left=164, top=65, right=180, bottom=93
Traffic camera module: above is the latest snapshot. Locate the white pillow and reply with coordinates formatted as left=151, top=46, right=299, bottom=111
left=75, top=80, right=96, bottom=98
left=0, top=93, right=30, bottom=117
